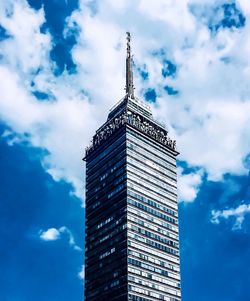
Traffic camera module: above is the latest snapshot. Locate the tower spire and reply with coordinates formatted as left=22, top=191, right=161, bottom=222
left=125, top=32, right=135, bottom=99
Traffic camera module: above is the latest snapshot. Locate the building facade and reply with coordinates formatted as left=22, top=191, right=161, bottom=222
left=84, top=33, right=181, bottom=301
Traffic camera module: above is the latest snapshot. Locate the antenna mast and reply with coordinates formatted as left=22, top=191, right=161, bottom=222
left=125, top=32, right=135, bottom=99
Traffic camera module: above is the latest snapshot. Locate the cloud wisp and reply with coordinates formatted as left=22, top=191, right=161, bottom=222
left=39, top=226, right=81, bottom=251
left=211, top=202, right=250, bottom=230
left=178, top=167, right=203, bottom=203
left=78, top=265, right=85, bottom=281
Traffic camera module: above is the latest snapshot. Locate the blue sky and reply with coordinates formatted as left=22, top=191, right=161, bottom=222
left=0, top=0, right=250, bottom=300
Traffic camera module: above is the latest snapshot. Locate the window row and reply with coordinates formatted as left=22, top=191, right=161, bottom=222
left=127, top=214, right=178, bottom=241
left=96, top=216, right=114, bottom=230
left=127, top=148, right=176, bottom=175
left=127, top=157, right=176, bottom=194
left=128, top=274, right=181, bottom=296
left=128, top=224, right=179, bottom=248
left=127, top=182, right=177, bottom=211
left=87, top=154, right=125, bottom=186
left=86, top=196, right=126, bottom=234
left=88, top=216, right=124, bottom=244
left=128, top=284, right=180, bottom=301
left=128, top=249, right=180, bottom=275
left=127, top=131, right=176, bottom=165
left=87, top=161, right=125, bottom=192
left=87, top=223, right=126, bottom=250
left=128, top=175, right=177, bottom=203
left=127, top=162, right=177, bottom=189
left=99, top=247, right=115, bottom=259
left=94, top=214, right=124, bottom=233
left=128, top=240, right=180, bottom=265
left=128, top=293, right=152, bottom=301
left=128, top=199, right=178, bottom=225
left=128, top=265, right=180, bottom=289
left=127, top=153, right=176, bottom=182
left=128, top=190, right=178, bottom=217
left=127, top=166, right=177, bottom=194
left=129, top=293, right=180, bottom=301
left=107, top=183, right=126, bottom=199
left=87, top=134, right=125, bottom=170
left=85, top=224, right=127, bottom=252
left=86, top=232, right=126, bottom=263
left=127, top=206, right=179, bottom=234
left=128, top=232, right=179, bottom=256
left=127, top=139, right=176, bottom=171
left=87, top=170, right=126, bottom=198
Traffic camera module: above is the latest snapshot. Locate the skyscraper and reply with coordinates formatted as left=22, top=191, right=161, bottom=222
left=84, top=33, right=181, bottom=301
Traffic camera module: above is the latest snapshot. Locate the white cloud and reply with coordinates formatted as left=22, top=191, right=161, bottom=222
left=39, top=228, right=61, bottom=241
left=178, top=167, right=203, bottom=202
left=0, top=0, right=250, bottom=204
left=0, top=0, right=51, bottom=76
left=237, top=0, right=250, bottom=15
left=0, top=1, right=98, bottom=199
left=59, top=226, right=82, bottom=251
left=39, top=226, right=81, bottom=250
left=138, top=0, right=196, bottom=32
left=1, top=129, right=23, bottom=146
left=78, top=265, right=85, bottom=281
left=211, top=203, right=250, bottom=230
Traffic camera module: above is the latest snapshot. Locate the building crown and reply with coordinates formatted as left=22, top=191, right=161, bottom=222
left=84, top=33, right=178, bottom=159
